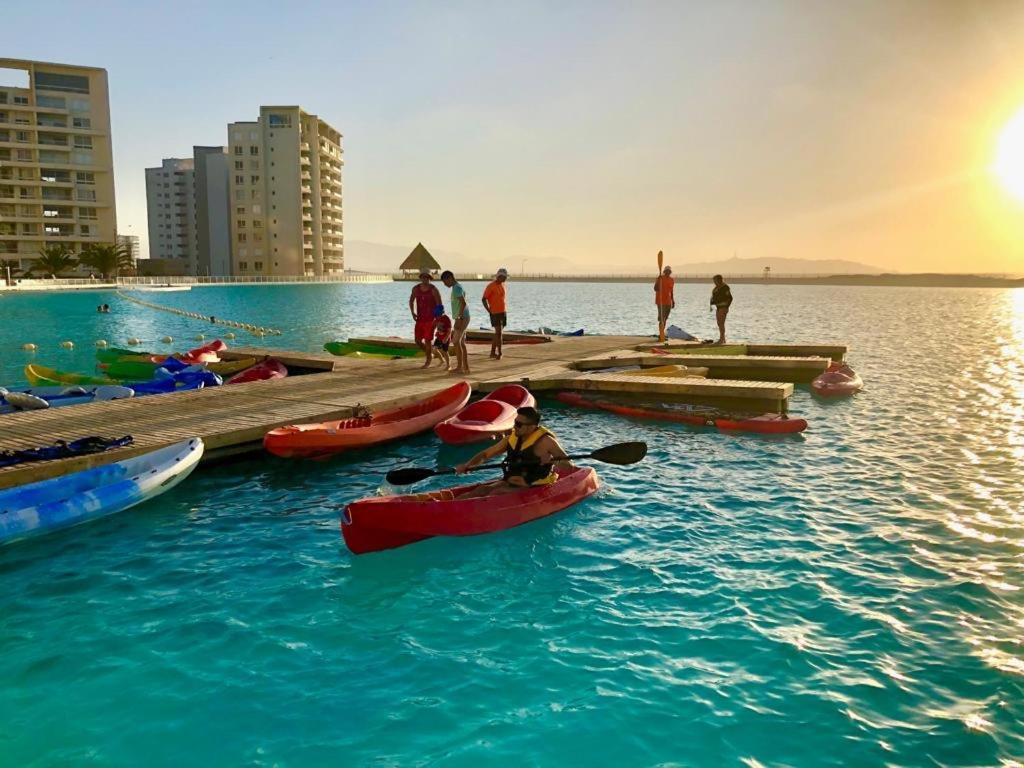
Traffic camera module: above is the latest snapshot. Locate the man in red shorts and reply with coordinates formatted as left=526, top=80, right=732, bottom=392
left=409, top=270, right=442, bottom=368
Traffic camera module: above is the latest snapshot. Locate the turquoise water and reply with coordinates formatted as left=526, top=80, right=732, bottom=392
left=1, top=283, right=1023, bottom=766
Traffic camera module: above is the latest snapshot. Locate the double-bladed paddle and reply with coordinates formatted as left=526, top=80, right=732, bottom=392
left=385, top=441, right=648, bottom=486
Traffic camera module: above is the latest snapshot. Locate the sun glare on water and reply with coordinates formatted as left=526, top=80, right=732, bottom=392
left=993, top=106, right=1024, bottom=203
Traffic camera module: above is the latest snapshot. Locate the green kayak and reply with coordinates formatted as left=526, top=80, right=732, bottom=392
left=101, top=360, right=161, bottom=380
left=324, top=341, right=422, bottom=358
left=96, top=347, right=156, bottom=363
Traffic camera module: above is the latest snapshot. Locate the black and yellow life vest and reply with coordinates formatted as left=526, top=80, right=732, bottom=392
left=503, top=426, right=558, bottom=485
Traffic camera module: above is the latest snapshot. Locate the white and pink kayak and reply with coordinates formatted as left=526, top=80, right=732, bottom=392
left=811, top=362, right=863, bottom=397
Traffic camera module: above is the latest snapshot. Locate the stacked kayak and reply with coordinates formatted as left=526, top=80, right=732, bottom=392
left=0, top=438, right=204, bottom=546
left=26, top=363, right=217, bottom=394
left=324, top=339, right=422, bottom=358
left=99, top=356, right=254, bottom=380
left=264, top=381, right=471, bottom=459
left=620, top=365, right=708, bottom=378
left=341, top=466, right=600, bottom=554
left=227, top=358, right=288, bottom=384
left=556, top=392, right=807, bottom=434
left=811, top=362, right=863, bottom=397
left=1, top=385, right=133, bottom=415
left=466, top=329, right=551, bottom=345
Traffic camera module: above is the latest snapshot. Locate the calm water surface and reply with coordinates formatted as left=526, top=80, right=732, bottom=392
left=0, top=282, right=1022, bottom=766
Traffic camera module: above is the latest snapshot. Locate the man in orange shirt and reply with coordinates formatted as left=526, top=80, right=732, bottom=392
left=482, top=267, right=509, bottom=359
left=654, top=265, right=675, bottom=342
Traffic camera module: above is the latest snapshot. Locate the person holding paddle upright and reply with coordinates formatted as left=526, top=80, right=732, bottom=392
left=654, top=255, right=675, bottom=342
left=456, top=406, right=571, bottom=497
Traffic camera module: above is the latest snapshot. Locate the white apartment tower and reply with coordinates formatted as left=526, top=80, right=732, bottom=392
left=0, top=58, right=116, bottom=271
left=145, top=157, right=196, bottom=273
left=227, top=106, right=343, bottom=277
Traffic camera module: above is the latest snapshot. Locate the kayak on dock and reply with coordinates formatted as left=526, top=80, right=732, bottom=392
left=325, top=338, right=423, bottom=358
left=0, top=438, right=204, bottom=546
left=811, top=362, right=863, bottom=397
left=555, top=391, right=807, bottom=434
left=618, top=364, right=708, bottom=378
left=264, top=381, right=471, bottom=458
left=1, top=384, right=134, bottom=414
left=227, top=358, right=288, bottom=384
left=323, top=341, right=408, bottom=359
left=341, top=466, right=600, bottom=554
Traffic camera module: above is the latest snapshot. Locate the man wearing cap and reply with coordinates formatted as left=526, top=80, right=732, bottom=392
left=409, top=270, right=442, bottom=367
left=654, top=266, right=675, bottom=342
left=482, top=267, right=509, bottom=360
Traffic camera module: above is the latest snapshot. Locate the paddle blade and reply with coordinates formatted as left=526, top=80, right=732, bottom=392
left=588, top=441, right=648, bottom=465
left=657, top=250, right=663, bottom=272
left=385, top=467, right=439, bottom=486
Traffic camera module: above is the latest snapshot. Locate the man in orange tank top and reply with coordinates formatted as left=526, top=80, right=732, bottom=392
left=654, top=266, right=675, bottom=342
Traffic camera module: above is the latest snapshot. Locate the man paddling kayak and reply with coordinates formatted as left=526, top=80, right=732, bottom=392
left=456, top=406, right=572, bottom=496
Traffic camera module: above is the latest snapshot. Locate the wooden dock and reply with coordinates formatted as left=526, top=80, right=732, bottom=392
left=636, top=340, right=848, bottom=361
left=0, top=335, right=814, bottom=490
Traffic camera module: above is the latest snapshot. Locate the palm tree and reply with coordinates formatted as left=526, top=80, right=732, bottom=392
left=35, top=244, right=78, bottom=278
left=80, top=243, right=134, bottom=280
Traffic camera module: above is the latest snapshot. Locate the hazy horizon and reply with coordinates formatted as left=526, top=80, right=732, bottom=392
left=4, top=1, right=1024, bottom=274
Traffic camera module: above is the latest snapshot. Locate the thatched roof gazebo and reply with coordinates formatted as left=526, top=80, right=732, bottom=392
left=399, top=243, right=441, bottom=277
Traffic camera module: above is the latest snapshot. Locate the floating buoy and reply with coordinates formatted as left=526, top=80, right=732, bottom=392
left=194, top=334, right=205, bottom=341
left=255, top=331, right=265, bottom=337
left=225, top=332, right=236, bottom=340
left=95, top=340, right=108, bottom=348
left=60, top=340, right=74, bottom=349
left=127, top=337, right=141, bottom=346
left=22, top=343, right=37, bottom=351
left=161, top=336, right=173, bottom=344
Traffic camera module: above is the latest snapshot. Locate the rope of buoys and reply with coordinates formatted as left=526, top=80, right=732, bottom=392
left=116, top=291, right=283, bottom=336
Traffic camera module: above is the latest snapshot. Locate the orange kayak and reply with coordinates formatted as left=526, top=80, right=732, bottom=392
left=264, top=381, right=472, bottom=459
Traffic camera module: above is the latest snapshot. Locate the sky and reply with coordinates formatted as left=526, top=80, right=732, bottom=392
left=4, top=0, right=1024, bottom=273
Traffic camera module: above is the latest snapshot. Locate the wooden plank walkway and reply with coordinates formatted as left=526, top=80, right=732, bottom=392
left=635, top=340, right=848, bottom=360
left=0, top=336, right=641, bottom=489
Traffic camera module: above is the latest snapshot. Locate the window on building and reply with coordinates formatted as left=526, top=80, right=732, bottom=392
left=73, top=135, right=92, bottom=149
left=72, top=116, right=91, bottom=129
left=236, top=206, right=245, bottom=214
left=234, top=161, right=243, bottom=170
left=76, top=172, right=94, bottom=185
left=71, top=151, right=93, bottom=165
left=268, top=113, right=291, bottom=128
left=16, top=149, right=32, bottom=161
left=35, top=95, right=65, bottom=109
left=249, top=146, right=259, bottom=155
left=235, top=175, right=244, bottom=185
left=68, top=98, right=91, bottom=113
left=254, top=261, right=263, bottom=271
left=234, top=146, right=243, bottom=155
left=253, top=219, right=262, bottom=228
left=238, top=261, right=248, bottom=270
left=251, top=175, right=260, bottom=185
left=35, top=71, right=90, bottom=94
left=80, top=224, right=91, bottom=236
left=14, top=131, right=29, bottom=143
left=237, top=219, right=246, bottom=228
left=249, top=131, right=257, bottom=141
left=250, top=160, right=259, bottom=170
left=238, top=233, right=247, bottom=242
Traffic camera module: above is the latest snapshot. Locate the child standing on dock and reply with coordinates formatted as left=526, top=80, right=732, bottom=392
left=654, top=266, right=675, bottom=342
left=710, top=274, right=732, bottom=344
left=441, top=270, right=471, bottom=375
left=482, top=267, right=508, bottom=360
left=432, top=306, right=453, bottom=370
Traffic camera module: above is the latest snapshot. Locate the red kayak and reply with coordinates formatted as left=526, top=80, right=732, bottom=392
left=811, top=362, right=863, bottom=397
left=556, top=391, right=807, bottom=434
left=180, top=339, right=226, bottom=365
left=342, top=466, right=599, bottom=554
left=434, top=399, right=517, bottom=444
left=483, top=384, right=536, bottom=409
left=228, top=357, right=288, bottom=384
left=265, top=381, right=472, bottom=458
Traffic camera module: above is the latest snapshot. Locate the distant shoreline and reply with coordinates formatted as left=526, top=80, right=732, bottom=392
left=412, top=273, right=1024, bottom=288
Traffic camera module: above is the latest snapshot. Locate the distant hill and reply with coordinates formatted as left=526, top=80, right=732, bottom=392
left=344, top=241, right=887, bottom=276
left=672, top=256, right=886, bottom=276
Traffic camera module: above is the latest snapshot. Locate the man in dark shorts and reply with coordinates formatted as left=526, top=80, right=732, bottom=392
left=408, top=270, right=441, bottom=368
left=710, top=274, right=733, bottom=344
left=482, top=267, right=509, bottom=359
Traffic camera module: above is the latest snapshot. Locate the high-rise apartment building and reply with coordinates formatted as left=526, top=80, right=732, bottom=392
left=145, top=147, right=231, bottom=276
left=193, top=146, right=231, bottom=276
left=145, top=157, right=196, bottom=274
left=115, top=233, right=141, bottom=261
left=227, top=106, right=343, bottom=277
left=0, top=58, right=116, bottom=271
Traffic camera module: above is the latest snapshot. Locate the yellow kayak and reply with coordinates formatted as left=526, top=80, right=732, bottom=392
left=622, top=365, right=708, bottom=378
left=208, top=358, right=256, bottom=376
left=26, top=364, right=117, bottom=387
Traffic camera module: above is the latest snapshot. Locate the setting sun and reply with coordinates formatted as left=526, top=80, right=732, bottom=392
left=994, top=106, right=1024, bottom=203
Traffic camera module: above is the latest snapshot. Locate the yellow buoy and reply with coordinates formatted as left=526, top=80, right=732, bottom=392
left=95, top=340, right=108, bottom=348
left=194, top=334, right=205, bottom=341
left=225, top=332, right=236, bottom=340
left=22, top=342, right=37, bottom=351
left=127, top=337, right=141, bottom=346
left=60, top=340, right=74, bottom=349
left=161, top=336, right=174, bottom=344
